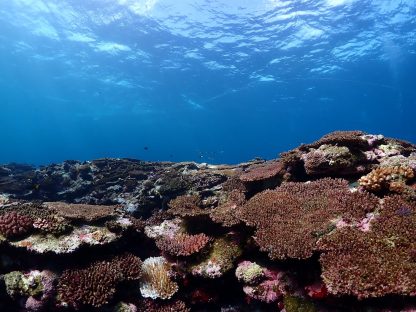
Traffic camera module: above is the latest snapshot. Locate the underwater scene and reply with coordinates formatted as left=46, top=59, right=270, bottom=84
left=1, top=0, right=416, bottom=311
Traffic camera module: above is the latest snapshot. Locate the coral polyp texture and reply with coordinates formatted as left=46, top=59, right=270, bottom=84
left=156, top=232, right=212, bottom=256
left=237, top=178, right=379, bottom=259
left=0, top=211, right=33, bottom=238
left=318, top=195, right=416, bottom=299
left=0, top=131, right=416, bottom=311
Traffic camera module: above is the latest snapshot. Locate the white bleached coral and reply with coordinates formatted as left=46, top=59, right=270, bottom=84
left=139, top=256, right=178, bottom=300
left=11, top=225, right=119, bottom=254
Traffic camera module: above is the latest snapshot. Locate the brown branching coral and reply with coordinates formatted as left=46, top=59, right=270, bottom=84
left=237, top=178, right=379, bottom=259
left=113, top=252, right=143, bottom=280
left=318, top=196, right=416, bottom=298
left=359, top=166, right=414, bottom=193
left=156, top=232, right=212, bottom=256
left=0, top=211, right=33, bottom=238
left=58, top=261, right=120, bottom=308
left=167, top=194, right=208, bottom=217
left=33, top=215, right=72, bottom=235
left=57, top=253, right=142, bottom=308
left=45, top=202, right=118, bottom=222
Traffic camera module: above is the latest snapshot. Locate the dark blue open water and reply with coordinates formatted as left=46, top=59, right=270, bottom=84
left=1, top=0, right=415, bottom=165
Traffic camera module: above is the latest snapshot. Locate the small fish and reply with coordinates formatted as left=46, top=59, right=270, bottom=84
left=143, top=146, right=149, bottom=151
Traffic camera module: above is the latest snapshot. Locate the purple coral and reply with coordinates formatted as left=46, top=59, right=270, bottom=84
left=25, top=270, right=56, bottom=312
left=242, top=268, right=289, bottom=303
left=243, top=279, right=282, bottom=303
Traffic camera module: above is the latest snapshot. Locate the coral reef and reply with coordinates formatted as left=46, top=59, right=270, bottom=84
left=208, top=189, right=245, bottom=227
left=0, top=131, right=415, bottom=311
left=302, top=144, right=360, bottom=176
left=138, top=299, right=190, bottom=312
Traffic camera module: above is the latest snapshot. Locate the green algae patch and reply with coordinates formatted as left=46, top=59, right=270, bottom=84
left=283, top=296, right=317, bottom=312
left=191, top=234, right=242, bottom=278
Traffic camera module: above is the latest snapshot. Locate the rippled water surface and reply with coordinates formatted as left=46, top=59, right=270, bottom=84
left=1, top=0, right=415, bottom=164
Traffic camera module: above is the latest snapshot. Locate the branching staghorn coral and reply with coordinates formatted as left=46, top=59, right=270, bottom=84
left=57, top=253, right=142, bottom=308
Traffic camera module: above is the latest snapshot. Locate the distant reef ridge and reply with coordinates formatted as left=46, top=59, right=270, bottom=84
left=1, top=130, right=416, bottom=311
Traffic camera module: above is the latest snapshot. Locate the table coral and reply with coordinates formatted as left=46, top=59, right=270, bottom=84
left=306, top=130, right=369, bottom=149
left=44, top=202, right=118, bottom=222
left=167, top=194, right=208, bottom=217
left=317, top=196, right=416, bottom=298
left=11, top=224, right=119, bottom=253
left=237, top=178, right=379, bottom=259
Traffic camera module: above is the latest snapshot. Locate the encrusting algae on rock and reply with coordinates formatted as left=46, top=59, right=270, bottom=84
left=0, top=130, right=415, bottom=311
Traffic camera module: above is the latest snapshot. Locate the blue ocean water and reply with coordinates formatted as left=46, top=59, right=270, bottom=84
left=0, top=0, right=415, bottom=165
